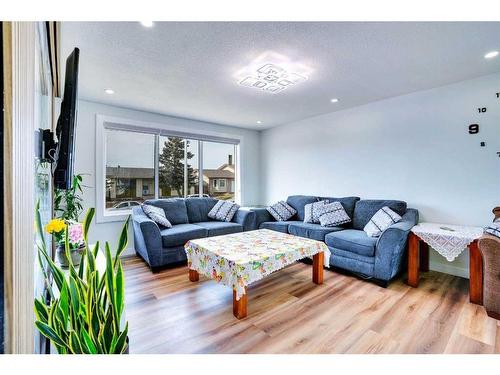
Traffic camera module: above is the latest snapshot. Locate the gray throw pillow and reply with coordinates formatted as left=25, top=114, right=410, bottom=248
left=304, top=200, right=329, bottom=224
left=364, top=206, right=402, bottom=237
left=142, top=204, right=172, bottom=228
left=318, top=201, right=351, bottom=227
left=267, top=201, right=297, bottom=222
left=208, top=200, right=240, bottom=222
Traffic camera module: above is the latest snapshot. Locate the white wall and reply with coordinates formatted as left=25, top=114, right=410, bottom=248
left=261, top=73, right=500, bottom=277
left=74, top=100, right=261, bottom=255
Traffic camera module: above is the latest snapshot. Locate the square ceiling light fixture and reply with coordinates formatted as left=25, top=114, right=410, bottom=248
left=236, top=52, right=312, bottom=94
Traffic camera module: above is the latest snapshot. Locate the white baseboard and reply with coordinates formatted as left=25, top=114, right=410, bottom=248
left=429, top=261, right=469, bottom=279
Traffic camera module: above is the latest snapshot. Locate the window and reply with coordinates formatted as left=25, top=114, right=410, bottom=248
left=158, top=137, right=199, bottom=198
left=105, top=129, right=155, bottom=212
left=98, top=116, right=240, bottom=220
left=202, top=141, right=236, bottom=201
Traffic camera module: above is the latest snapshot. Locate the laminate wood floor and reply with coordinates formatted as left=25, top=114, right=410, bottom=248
left=123, top=256, right=500, bottom=354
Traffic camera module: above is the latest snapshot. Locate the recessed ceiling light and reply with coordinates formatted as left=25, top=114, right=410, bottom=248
left=104, top=89, right=115, bottom=95
left=256, top=120, right=262, bottom=124
left=484, top=50, right=499, bottom=59
left=330, top=98, right=339, bottom=103
left=140, top=21, right=154, bottom=28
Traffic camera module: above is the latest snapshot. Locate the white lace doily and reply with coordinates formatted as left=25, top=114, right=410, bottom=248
left=411, top=222, right=483, bottom=262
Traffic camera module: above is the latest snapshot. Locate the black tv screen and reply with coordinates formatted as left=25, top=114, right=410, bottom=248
left=54, top=47, right=79, bottom=189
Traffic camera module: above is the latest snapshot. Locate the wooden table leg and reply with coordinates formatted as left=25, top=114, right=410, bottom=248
left=233, top=288, right=247, bottom=319
left=189, top=269, right=199, bottom=282
left=469, top=240, right=483, bottom=305
left=312, top=252, right=324, bottom=285
left=407, top=233, right=420, bottom=287
left=419, top=241, right=430, bottom=272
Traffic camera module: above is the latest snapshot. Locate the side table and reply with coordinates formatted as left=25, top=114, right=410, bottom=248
left=407, top=223, right=484, bottom=305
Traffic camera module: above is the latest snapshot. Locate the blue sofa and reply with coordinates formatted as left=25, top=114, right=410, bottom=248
left=252, top=195, right=418, bottom=285
left=132, top=197, right=256, bottom=271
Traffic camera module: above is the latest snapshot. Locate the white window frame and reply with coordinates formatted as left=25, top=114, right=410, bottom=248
left=218, top=179, right=226, bottom=188
left=96, top=114, right=242, bottom=223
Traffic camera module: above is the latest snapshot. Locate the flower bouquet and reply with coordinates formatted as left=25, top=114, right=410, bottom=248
left=46, top=218, right=85, bottom=268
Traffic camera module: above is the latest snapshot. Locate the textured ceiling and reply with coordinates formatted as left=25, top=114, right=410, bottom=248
left=61, top=22, right=500, bottom=130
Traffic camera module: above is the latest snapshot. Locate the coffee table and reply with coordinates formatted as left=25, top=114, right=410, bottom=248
left=184, top=229, right=329, bottom=319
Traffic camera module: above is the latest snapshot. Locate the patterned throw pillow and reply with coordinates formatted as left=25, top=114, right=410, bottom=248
left=304, top=200, right=329, bottom=224
left=318, top=202, right=351, bottom=227
left=484, top=220, right=500, bottom=238
left=267, top=201, right=297, bottom=222
left=208, top=200, right=240, bottom=222
left=142, top=204, right=172, bottom=228
left=364, top=206, right=402, bottom=237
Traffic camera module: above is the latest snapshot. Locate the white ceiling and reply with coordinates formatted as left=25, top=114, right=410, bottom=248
left=61, top=22, right=500, bottom=130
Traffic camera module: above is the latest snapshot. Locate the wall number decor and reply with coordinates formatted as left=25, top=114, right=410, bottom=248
left=469, top=124, right=480, bottom=134
left=496, top=92, right=499, bottom=98
left=478, top=107, right=487, bottom=113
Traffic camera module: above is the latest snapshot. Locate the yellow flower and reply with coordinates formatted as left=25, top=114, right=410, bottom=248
left=45, top=218, right=66, bottom=234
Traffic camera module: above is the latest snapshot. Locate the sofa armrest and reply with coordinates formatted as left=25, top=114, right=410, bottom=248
left=373, top=208, right=419, bottom=281
left=250, top=207, right=274, bottom=229
left=132, top=208, right=163, bottom=267
left=232, top=209, right=257, bottom=231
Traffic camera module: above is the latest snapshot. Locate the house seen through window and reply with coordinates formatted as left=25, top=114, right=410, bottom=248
left=105, top=128, right=237, bottom=212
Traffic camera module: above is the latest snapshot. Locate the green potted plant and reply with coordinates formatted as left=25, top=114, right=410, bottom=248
left=52, top=174, right=86, bottom=267
left=34, top=202, right=130, bottom=354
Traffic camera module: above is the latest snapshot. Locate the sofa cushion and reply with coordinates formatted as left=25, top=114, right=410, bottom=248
left=325, top=229, right=378, bottom=257
left=304, top=200, right=329, bottom=224
left=318, top=196, right=360, bottom=224
left=288, top=222, right=343, bottom=241
left=208, top=200, right=240, bottom=222
left=160, top=224, right=208, bottom=248
left=286, top=195, right=318, bottom=221
left=145, top=198, right=189, bottom=225
left=318, top=202, right=351, bottom=227
left=185, top=197, right=218, bottom=223
left=364, top=206, right=402, bottom=237
left=353, top=200, right=407, bottom=230
left=141, top=203, right=172, bottom=228
left=267, top=201, right=297, bottom=221
left=194, top=221, right=243, bottom=236
left=259, top=221, right=301, bottom=233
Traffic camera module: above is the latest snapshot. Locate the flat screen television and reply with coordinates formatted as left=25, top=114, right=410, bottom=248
left=53, top=47, right=79, bottom=189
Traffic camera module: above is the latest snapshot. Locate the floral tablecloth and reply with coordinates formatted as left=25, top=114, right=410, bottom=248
left=185, top=229, right=330, bottom=300
left=411, top=222, right=483, bottom=262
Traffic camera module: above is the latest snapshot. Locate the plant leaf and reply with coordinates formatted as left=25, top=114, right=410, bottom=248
left=83, top=208, right=95, bottom=243
left=35, top=321, right=66, bottom=348
left=114, top=216, right=130, bottom=266
left=34, top=298, right=49, bottom=324
left=104, top=242, right=118, bottom=331
left=112, top=322, right=128, bottom=354
left=69, top=331, right=83, bottom=354
left=115, top=261, right=125, bottom=320
left=81, top=328, right=97, bottom=354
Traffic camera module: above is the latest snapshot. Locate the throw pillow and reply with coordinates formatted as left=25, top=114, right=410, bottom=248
left=318, top=201, right=351, bottom=227
left=267, top=201, right=297, bottom=222
left=208, top=200, right=240, bottom=222
left=304, top=200, right=329, bottom=224
left=142, top=204, right=172, bottom=228
left=364, top=206, right=402, bottom=237
left=484, top=220, right=500, bottom=238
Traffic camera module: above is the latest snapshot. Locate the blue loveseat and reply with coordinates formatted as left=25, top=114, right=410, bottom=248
left=252, top=195, right=418, bottom=285
left=132, top=197, right=255, bottom=271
